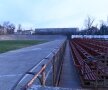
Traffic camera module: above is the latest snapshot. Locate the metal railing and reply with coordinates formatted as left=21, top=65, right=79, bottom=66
left=13, top=40, right=66, bottom=90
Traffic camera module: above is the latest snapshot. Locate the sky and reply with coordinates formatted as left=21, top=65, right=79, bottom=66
left=0, top=0, right=108, bottom=29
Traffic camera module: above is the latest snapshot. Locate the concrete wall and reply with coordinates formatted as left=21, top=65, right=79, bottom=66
left=0, top=35, right=66, bottom=41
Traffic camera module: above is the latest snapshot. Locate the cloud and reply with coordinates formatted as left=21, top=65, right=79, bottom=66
left=0, top=0, right=108, bottom=29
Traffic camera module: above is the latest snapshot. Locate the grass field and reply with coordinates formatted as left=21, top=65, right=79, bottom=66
left=0, top=40, right=47, bottom=53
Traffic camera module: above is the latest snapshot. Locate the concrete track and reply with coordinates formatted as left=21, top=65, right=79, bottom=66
left=0, top=39, right=65, bottom=90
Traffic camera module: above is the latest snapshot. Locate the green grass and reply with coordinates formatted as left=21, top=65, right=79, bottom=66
left=0, top=40, right=47, bottom=53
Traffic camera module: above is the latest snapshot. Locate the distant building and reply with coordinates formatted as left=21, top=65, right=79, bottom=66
left=16, top=30, right=22, bottom=34
left=22, top=30, right=34, bottom=35
left=16, top=29, right=34, bottom=35
left=35, top=28, right=79, bottom=35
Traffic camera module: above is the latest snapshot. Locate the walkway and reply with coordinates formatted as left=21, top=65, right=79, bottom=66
left=59, top=41, right=81, bottom=88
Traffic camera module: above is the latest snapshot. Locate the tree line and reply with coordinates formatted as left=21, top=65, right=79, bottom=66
left=79, top=16, right=108, bottom=35
left=0, top=21, right=15, bottom=34
left=1, top=17, right=108, bottom=35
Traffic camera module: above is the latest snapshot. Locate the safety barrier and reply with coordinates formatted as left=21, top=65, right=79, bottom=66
left=13, top=40, right=66, bottom=90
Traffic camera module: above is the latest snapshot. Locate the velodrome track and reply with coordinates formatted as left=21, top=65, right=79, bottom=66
left=0, top=35, right=66, bottom=90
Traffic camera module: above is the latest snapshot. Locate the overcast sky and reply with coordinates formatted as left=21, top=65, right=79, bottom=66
left=0, top=0, right=108, bottom=29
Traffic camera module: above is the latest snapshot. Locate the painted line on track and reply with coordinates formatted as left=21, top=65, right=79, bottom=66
left=0, top=74, right=22, bottom=78
left=30, top=52, right=53, bottom=72
left=19, top=51, right=53, bottom=83
left=9, top=48, right=42, bottom=53
left=45, top=66, right=52, bottom=81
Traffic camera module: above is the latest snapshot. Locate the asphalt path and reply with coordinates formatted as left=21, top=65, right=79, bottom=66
left=0, top=39, right=65, bottom=90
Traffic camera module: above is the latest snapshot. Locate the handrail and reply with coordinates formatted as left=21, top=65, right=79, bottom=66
left=26, top=40, right=66, bottom=89
left=13, top=39, right=66, bottom=90
left=26, top=64, right=46, bottom=88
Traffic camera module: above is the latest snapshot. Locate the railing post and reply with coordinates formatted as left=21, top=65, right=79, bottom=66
left=52, top=52, right=56, bottom=86
left=41, top=65, right=46, bottom=86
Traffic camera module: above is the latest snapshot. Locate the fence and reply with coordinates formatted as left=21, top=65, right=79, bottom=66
left=13, top=39, right=66, bottom=90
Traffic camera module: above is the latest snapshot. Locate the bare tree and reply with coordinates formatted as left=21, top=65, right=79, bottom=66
left=3, top=21, right=15, bottom=34
left=84, top=16, right=95, bottom=29
left=17, top=24, right=22, bottom=31
left=3, top=21, right=10, bottom=29
left=8, top=23, right=15, bottom=34
left=106, top=16, right=108, bottom=26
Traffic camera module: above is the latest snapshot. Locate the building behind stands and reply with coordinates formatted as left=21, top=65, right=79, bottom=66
left=35, top=28, right=79, bottom=35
